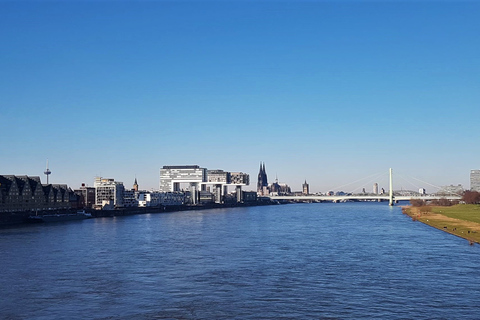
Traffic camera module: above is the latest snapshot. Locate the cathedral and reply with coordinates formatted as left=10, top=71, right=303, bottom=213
left=257, top=162, right=291, bottom=196
left=257, top=162, right=269, bottom=196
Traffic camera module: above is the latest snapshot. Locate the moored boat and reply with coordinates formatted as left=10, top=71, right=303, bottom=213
left=27, top=210, right=92, bottom=223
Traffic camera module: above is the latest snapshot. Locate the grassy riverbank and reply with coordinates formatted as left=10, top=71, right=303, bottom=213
left=402, top=204, right=480, bottom=244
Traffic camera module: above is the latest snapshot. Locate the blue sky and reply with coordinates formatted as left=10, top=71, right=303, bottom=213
left=1, top=1, right=479, bottom=193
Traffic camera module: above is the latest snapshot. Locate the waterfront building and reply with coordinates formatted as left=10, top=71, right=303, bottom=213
left=303, top=180, right=310, bottom=195
left=136, top=191, right=185, bottom=207
left=242, top=191, right=257, bottom=202
left=373, top=183, right=378, bottom=195
left=159, top=165, right=207, bottom=204
left=419, top=188, right=426, bottom=195
left=94, top=177, right=125, bottom=208
left=137, top=191, right=159, bottom=207
left=231, top=172, right=249, bottom=185
left=0, top=175, right=74, bottom=213
left=74, top=184, right=96, bottom=209
left=207, top=170, right=230, bottom=183
left=123, top=189, right=138, bottom=207
left=471, top=170, right=480, bottom=191
left=160, top=165, right=249, bottom=204
left=159, top=192, right=185, bottom=206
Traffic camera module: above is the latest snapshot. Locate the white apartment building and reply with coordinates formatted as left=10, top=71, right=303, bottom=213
left=94, top=177, right=125, bottom=208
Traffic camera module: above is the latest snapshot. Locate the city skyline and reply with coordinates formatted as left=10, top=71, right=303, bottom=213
left=1, top=1, right=479, bottom=192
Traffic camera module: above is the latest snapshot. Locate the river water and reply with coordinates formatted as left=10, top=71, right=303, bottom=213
left=1, top=202, right=480, bottom=319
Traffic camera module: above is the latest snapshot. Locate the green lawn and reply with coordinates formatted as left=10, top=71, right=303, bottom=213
left=431, top=204, right=480, bottom=223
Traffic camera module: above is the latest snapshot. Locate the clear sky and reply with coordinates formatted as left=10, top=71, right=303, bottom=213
left=1, top=1, right=479, bottom=193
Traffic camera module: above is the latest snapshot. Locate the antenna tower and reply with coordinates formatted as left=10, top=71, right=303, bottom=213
left=44, top=159, right=52, bottom=184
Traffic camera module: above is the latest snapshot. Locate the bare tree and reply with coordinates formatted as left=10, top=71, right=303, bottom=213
left=462, top=191, right=480, bottom=204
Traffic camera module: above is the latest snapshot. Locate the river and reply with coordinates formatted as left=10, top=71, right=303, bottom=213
left=1, top=202, right=479, bottom=319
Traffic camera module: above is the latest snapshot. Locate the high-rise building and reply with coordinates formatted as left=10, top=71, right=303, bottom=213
left=471, top=170, right=480, bottom=192
left=373, top=183, right=378, bottom=195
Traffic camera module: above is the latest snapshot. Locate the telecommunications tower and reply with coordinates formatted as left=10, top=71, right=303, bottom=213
left=44, top=159, right=51, bottom=184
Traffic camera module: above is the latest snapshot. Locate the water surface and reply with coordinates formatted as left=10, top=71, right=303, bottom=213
left=1, top=203, right=479, bottom=319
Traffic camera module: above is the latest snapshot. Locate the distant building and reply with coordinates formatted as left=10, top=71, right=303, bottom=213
left=160, top=165, right=249, bottom=204
left=94, top=177, right=125, bottom=208
left=136, top=191, right=184, bottom=207
left=133, top=177, right=139, bottom=192
left=242, top=191, right=257, bottom=202
left=74, top=183, right=96, bottom=209
left=373, top=183, right=378, bottom=195
left=302, top=180, right=309, bottom=195
left=207, top=170, right=230, bottom=183
left=471, top=170, right=480, bottom=191
left=438, top=184, right=464, bottom=196
left=257, top=162, right=269, bottom=196
left=160, top=165, right=207, bottom=193
left=269, top=175, right=291, bottom=196
left=419, top=188, right=426, bottom=195
left=230, top=172, right=249, bottom=185
left=123, top=189, right=138, bottom=207
left=0, top=175, right=73, bottom=212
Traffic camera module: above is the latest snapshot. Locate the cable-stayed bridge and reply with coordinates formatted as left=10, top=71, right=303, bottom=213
left=269, top=168, right=462, bottom=205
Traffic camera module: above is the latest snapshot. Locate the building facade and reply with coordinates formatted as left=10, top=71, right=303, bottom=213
left=74, top=184, right=96, bottom=209
left=373, top=183, right=379, bottom=195
left=471, top=170, right=480, bottom=192
left=160, top=165, right=207, bottom=192
left=0, top=175, right=73, bottom=212
left=94, top=177, right=125, bottom=208
left=231, top=172, right=249, bottom=185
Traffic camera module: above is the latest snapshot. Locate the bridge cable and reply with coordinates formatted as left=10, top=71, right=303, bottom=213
left=394, top=173, right=422, bottom=191
left=396, top=172, right=442, bottom=190
left=350, top=172, right=390, bottom=194
left=329, top=171, right=387, bottom=192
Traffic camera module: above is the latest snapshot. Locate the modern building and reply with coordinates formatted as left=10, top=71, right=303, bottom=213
left=94, top=177, right=125, bottom=208
left=471, top=170, right=480, bottom=192
left=159, top=192, right=185, bottom=206
left=207, top=170, right=230, bottom=183
left=373, top=183, right=379, bottom=195
left=231, top=172, right=249, bottom=185
left=160, top=165, right=249, bottom=204
left=74, top=184, right=96, bottom=209
left=160, top=165, right=206, bottom=191
left=123, top=189, right=138, bottom=207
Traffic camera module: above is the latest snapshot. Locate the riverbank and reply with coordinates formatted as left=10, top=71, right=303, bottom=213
left=402, top=204, right=480, bottom=244
left=0, top=199, right=280, bottom=227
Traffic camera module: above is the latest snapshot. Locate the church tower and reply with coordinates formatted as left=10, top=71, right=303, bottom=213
left=302, top=180, right=309, bottom=195
left=257, top=162, right=269, bottom=196
left=133, top=177, right=139, bottom=192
